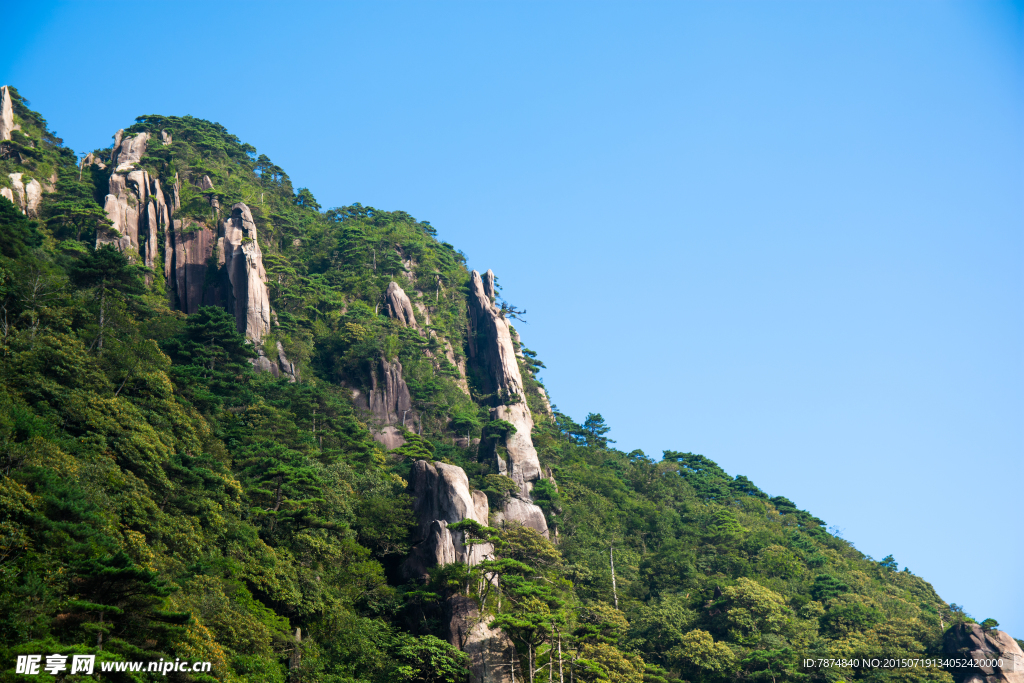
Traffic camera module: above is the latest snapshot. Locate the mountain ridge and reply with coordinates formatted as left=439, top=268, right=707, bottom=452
left=0, top=84, right=1019, bottom=683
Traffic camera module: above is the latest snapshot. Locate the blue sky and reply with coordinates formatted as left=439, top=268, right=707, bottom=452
left=3, top=0, right=1021, bottom=635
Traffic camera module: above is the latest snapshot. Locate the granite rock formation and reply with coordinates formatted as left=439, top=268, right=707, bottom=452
left=95, top=131, right=168, bottom=275
left=382, top=281, right=417, bottom=328
left=447, top=595, right=515, bottom=683
left=467, top=269, right=543, bottom=490
left=403, top=460, right=492, bottom=580
left=221, top=203, right=272, bottom=341
left=0, top=86, right=17, bottom=141
left=944, top=624, right=1024, bottom=683
left=403, top=460, right=513, bottom=683
left=4, top=173, right=42, bottom=217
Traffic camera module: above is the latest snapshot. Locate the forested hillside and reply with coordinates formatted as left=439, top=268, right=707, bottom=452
left=0, top=85, right=1018, bottom=683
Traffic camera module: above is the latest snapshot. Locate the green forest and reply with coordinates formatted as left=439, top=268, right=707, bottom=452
left=0, top=85, right=1017, bottom=683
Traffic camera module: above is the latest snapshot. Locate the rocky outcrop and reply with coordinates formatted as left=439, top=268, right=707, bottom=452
left=403, top=460, right=511, bottom=683
left=382, top=281, right=417, bottom=327
left=200, top=175, right=219, bottom=213
left=467, top=269, right=549, bottom=537
left=468, top=270, right=543, bottom=489
left=221, top=203, right=272, bottom=341
left=0, top=86, right=17, bottom=141
left=944, top=624, right=1024, bottom=683
left=160, top=129, right=172, bottom=145
left=5, top=173, right=42, bottom=217
left=169, top=220, right=220, bottom=312
left=352, top=355, right=415, bottom=448
left=494, top=497, right=548, bottom=537
left=276, top=342, right=300, bottom=382
left=448, top=595, right=515, bottom=683
left=95, top=132, right=168, bottom=275
left=404, top=460, right=492, bottom=580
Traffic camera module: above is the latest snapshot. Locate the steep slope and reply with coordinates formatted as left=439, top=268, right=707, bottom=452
left=0, top=86, right=1019, bottom=683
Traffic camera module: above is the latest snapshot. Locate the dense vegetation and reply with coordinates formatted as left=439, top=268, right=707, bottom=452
left=0, top=88, right=1009, bottom=683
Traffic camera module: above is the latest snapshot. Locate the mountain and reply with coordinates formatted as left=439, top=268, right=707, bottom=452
left=0, top=84, right=1020, bottom=683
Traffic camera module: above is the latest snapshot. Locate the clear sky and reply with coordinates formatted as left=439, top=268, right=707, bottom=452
left=3, top=0, right=1021, bottom=636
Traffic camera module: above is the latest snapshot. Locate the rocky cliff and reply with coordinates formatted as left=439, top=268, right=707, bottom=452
left=403, top=459, right=492, bottom=580
left=467, top=269, right=548, bottom=538
left=94, top=131, right=169, bottom=278
left=2, top=172, right=42, bottom=217
left=0, top=85, right=16, bottom=141
left=357, top=355, right=415, bottom=449
left=404, top=459, right=514, bottom=683
left=383, top=281, right=418, bottom=328
left=221, top=202, right=272, bottom=342
left=944, top=624, right=1024, bottom=683
left=467, top=270, right=542, bottom=490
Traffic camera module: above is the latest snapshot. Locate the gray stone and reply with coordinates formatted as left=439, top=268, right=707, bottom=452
left=467, top=269, right=543, bottom=493
left=368, top=356, right=413, bottom=426
left=112, top=132, right=150, bottom=171
left=6, top=173, right=25, bottom=214
left=160, top=129, right=172, bottom=145
left=222, top=203, right=272, bottom=341
left=0, top=86, right=14, bottom=141
left=404, top=460, right=492, bottom=581
left=448, top=595, right=514, bottom=683
left=383, top=281, right=417, bottom=327
left=495, top=497, right=548, bottom=538
left=944, top=624, right=1024, bottom=683
left=276, top=341, right=299, bottom=383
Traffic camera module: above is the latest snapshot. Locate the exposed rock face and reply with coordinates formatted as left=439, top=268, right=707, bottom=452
left=403, top=460, right=511, bottom=683
left=494, top=497, right=548, bottom=537
left=5, top=173, right=42, bottom=217
left=200, top=175, right=219, bottom=213
left=448, top=595, right=515, bottom=683
left=0, top=188, right=12, bottom=205
left=276, top=341, right=300, bottom=383
left=0, top=86, right=16, bottom=141
left=221, top=203, right=272, bottom=341
left=944, top=624, right=1024, bottom=683
left=351, top=356, right=415, bottom=448
left=404, top=460, right=492, bottom=580
left=112, top=131, right=149, bottom=170
left=467, top=269, right=549, bottom=538
left=160, top=129, right=172, bottom=145
left=96, top=133, right=168, bottom=273
left=467, top=269, right=543, bottom=489
left=170, top=220, right=220, bottom=312
left=383, top=281, right=417, bottom=327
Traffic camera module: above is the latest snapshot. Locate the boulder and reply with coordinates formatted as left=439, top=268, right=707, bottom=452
left=221, top=203, right=272, bottom=341
left=160, top=129, right=172, bottom=145
left=6, top=173, right=42, bottom=218
left=944, top=624, right=1024, bottom=683
left=494, top=497, right=548, bottom=538
left=382, top=281, right=417, bottom=327
left=0, top=86, right=14, bottom=141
